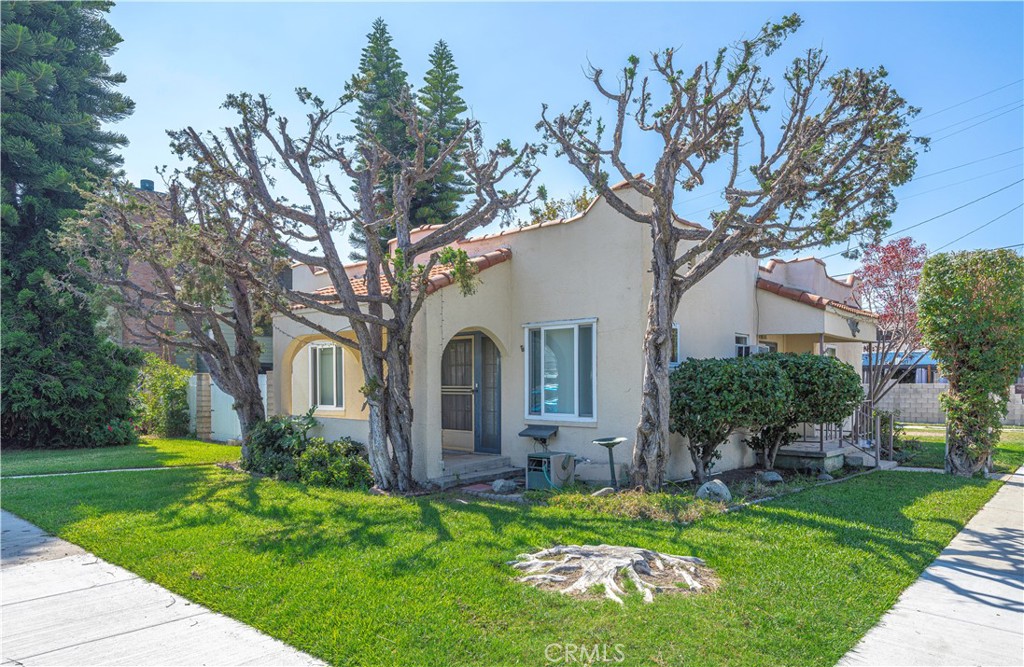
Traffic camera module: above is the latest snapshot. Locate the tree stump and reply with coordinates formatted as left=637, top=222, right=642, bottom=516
left=509, top=544, right=715, bottom=604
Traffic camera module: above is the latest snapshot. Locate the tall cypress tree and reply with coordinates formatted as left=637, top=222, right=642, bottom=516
left=1, top=1, right=141, bottom=448
left=411, top=40, right=470, bottom=227
left=346, top=18, right=413, bottom=258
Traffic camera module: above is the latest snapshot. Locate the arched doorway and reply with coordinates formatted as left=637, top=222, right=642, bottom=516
left=441, top=331, right=501, bottom=454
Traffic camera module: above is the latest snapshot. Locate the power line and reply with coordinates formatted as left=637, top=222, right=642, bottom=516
left=915, top=79, right=1023, bottom=122
left=921, top=99, right=1023, bottom=134
left=911, top=147, right=1023, bottom=180
left=819, top=178, right=1024, bottom=259
left=931, top=104, right=1024, bottom=144
left=901, top=164, right=1022, bottom=201
left=932, top=203, right=1023, bottom=252
left=830, top=241, right=1024, bottom=279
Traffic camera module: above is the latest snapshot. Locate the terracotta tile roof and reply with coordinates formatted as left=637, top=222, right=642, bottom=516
left=298, top=248, right=512, bottom=308
left=756, top=277, right=876, bottom=319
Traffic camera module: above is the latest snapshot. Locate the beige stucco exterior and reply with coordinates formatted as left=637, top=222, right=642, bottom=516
left=271, top=188, right=876, bottom=484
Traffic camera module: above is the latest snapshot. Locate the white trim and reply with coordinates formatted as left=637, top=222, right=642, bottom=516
left=670, top=323, right=682, bottom=367
left=522, top=317, right=597, bottom=329
left=523, top=320, right=597, bottom=423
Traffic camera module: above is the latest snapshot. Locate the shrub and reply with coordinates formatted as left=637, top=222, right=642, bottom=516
left=296, top=438, right=373, bottom=489
left=134, top=353, right=192, bottom=437
left=670, top=355, right=791, bottom=483
left=873, top=409, right=918, bottom=462
left=89, top=417, right=140, bottom=448
left=919, top=249, right=1024, bottom=475
left=746, top=353, right=864, bottom=470
left=241, top=408, right=317, bottom=479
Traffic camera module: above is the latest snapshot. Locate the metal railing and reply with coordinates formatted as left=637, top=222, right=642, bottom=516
left=790, top=400, right=895, bottom=468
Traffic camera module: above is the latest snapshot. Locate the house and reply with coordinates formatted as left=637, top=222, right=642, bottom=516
left=270, top=184, right=877, bottom=485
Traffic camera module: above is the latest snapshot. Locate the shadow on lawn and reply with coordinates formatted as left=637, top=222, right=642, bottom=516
left=12, top=466, right=992, bottom=590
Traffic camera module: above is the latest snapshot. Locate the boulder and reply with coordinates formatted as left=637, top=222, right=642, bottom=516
left=590, top=487, right=616, bottom=497
left=817, top=472, right=834, bottom=482
left=696, top=479, right=731, bottom=502
left=757, top=470, right=784, bottom=484
left=491, top=479, right=517, bottom=494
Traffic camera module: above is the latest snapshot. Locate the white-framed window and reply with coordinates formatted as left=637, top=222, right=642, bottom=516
left=823, top=345, right=838, bottom=358
left=670, top=323, right=682, bottom=367
left=309, top=344, right=344, bottom=409
left=524, top=319, right=596, bottom=421
left=735, top=334, right=749, bottom=357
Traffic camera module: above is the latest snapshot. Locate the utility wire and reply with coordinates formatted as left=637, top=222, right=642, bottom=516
left=908, top=147, right=1022, bottom=180
left=830, top=242, right=1024, bottom=279
left=819, top=179, right=1024, bottom=259
left=901, top=164, right=1022, bottom=201
left=920, top=99, right=1023, bottom=134
left=931, top=203, right=1023, bottom=252
left=915, top=79, right=1023, bottom=122
left=931, top=104, right=1023, bottom=143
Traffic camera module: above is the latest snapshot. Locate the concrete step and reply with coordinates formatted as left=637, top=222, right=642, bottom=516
left=441, top=455, right=511, bottom=475
left=435, top=466, right=524, bottom=490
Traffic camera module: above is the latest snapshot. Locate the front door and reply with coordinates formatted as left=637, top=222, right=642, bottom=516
left=441, top=333, right=501, bottom=454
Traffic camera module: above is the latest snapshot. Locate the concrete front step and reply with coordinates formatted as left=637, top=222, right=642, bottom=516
left=441, top=455, right=512, bottom=476
left=435, top=466, right=524, bottom=490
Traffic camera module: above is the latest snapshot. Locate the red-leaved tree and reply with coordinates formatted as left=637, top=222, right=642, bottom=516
left=856, top=237, right=927, bottom=403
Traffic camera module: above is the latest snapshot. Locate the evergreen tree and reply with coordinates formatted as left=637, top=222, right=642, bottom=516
left=346, top=18, right=413, bottom=258
left=1, top=1, right=141, bottom=448
left=411, top=40, right=470, bottom=227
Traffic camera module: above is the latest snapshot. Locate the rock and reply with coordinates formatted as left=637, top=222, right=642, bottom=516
left=696, top=479, right=731, bottom=502
left=491, top=479, right=517, bottom=494
left=756, top=471, right=784, bottom=484
left=590, top=487, right=616, bottom=497
left=817, top=472, right=834, bottom=482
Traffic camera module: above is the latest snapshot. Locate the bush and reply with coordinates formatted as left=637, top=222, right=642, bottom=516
left=241, top=409, right=317, bottom=479
left=874, top=409, right=918, bottom=462
left=670, top=355, right=791, bottom=483
left=242, top=410, right=371, bottom=489
left=296, top=438, right=373, bottom=489
left=746, top=353, right=864, bottom=469
left=89, top=417, right=140, bottom=448
left=134, top=354, right=192, bottom=437
left=919, top=249, right=1024, bottom=475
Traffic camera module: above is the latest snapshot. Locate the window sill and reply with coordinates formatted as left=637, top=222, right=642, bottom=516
left=523, top=416, right=598, bottom=428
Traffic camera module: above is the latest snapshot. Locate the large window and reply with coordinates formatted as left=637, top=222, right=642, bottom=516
left=526, top=320, right=595, bottom=420
left=309, top=344, right=344, bottom=409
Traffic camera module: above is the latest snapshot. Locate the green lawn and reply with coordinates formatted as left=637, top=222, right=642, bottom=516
left=0, top=437, right=240, bottom=477
left=0, top=466, right=1000, bottom=667
left=903, top=427, right=1024, bottom=472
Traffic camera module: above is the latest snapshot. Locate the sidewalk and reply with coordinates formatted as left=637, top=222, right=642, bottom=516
left=0, top=510, right=324, bottom=666
left=839, top=466, right=1024, bottom=666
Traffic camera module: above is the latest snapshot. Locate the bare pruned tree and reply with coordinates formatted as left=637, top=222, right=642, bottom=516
left=538, top=14, right=924, bottom=489
left=59, top=178, right=270, bottom=438
left=169, top=88, right=540, bottom=492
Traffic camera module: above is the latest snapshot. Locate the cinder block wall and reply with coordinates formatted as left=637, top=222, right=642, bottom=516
left=194, top=373, right=212, bottom=439
left=870, top=383, right=1024, bottom=426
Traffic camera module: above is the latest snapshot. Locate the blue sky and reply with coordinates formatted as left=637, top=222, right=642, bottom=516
left=107, top=1, right=1023, bottom=276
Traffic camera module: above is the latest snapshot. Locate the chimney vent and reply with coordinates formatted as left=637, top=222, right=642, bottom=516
left=140, top=179, right=155, bottom=192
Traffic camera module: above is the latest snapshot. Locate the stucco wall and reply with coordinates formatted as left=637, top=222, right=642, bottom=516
left=872, top=383, right=1024, bottom=426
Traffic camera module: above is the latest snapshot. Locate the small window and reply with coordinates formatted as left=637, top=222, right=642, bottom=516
left=310, top=344, right=344, bottom=409
left=525, top=321, right=596, bottom=420
left=824, top=346, right=838, bottom=358
left=759, top=339, right=779, bottom=353
left=670, top=324, right=681, bottom=367
left=735, top=334, right=749, bottom=357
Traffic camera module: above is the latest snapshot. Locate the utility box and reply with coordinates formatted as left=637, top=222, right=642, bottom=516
left=526, top=452, right=575, bottom=490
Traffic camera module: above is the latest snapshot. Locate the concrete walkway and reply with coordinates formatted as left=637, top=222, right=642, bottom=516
left=0, top=510, right=324, bottom=666
left=839, top=466, right=1024, bottom=666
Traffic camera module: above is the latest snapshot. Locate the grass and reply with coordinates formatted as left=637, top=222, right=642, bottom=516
left=525, top=470, right=849, bottom=524
left=0, top=465, right=1001, bottom=667
left=902, top=426, right=1024, bottom=472
left=0, top=437, right=240, bottom=477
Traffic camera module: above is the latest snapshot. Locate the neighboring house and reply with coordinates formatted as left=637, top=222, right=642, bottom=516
left=862, top=349, right=942, bottom=385
left=270, top=184, right=877, bottom=485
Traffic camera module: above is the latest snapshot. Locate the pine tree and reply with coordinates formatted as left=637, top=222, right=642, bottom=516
left=411, top=40, right=470, bottom=227
left=346, top=18, right=413, bottom=258
left=1, top=1, right=142, bottom=448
